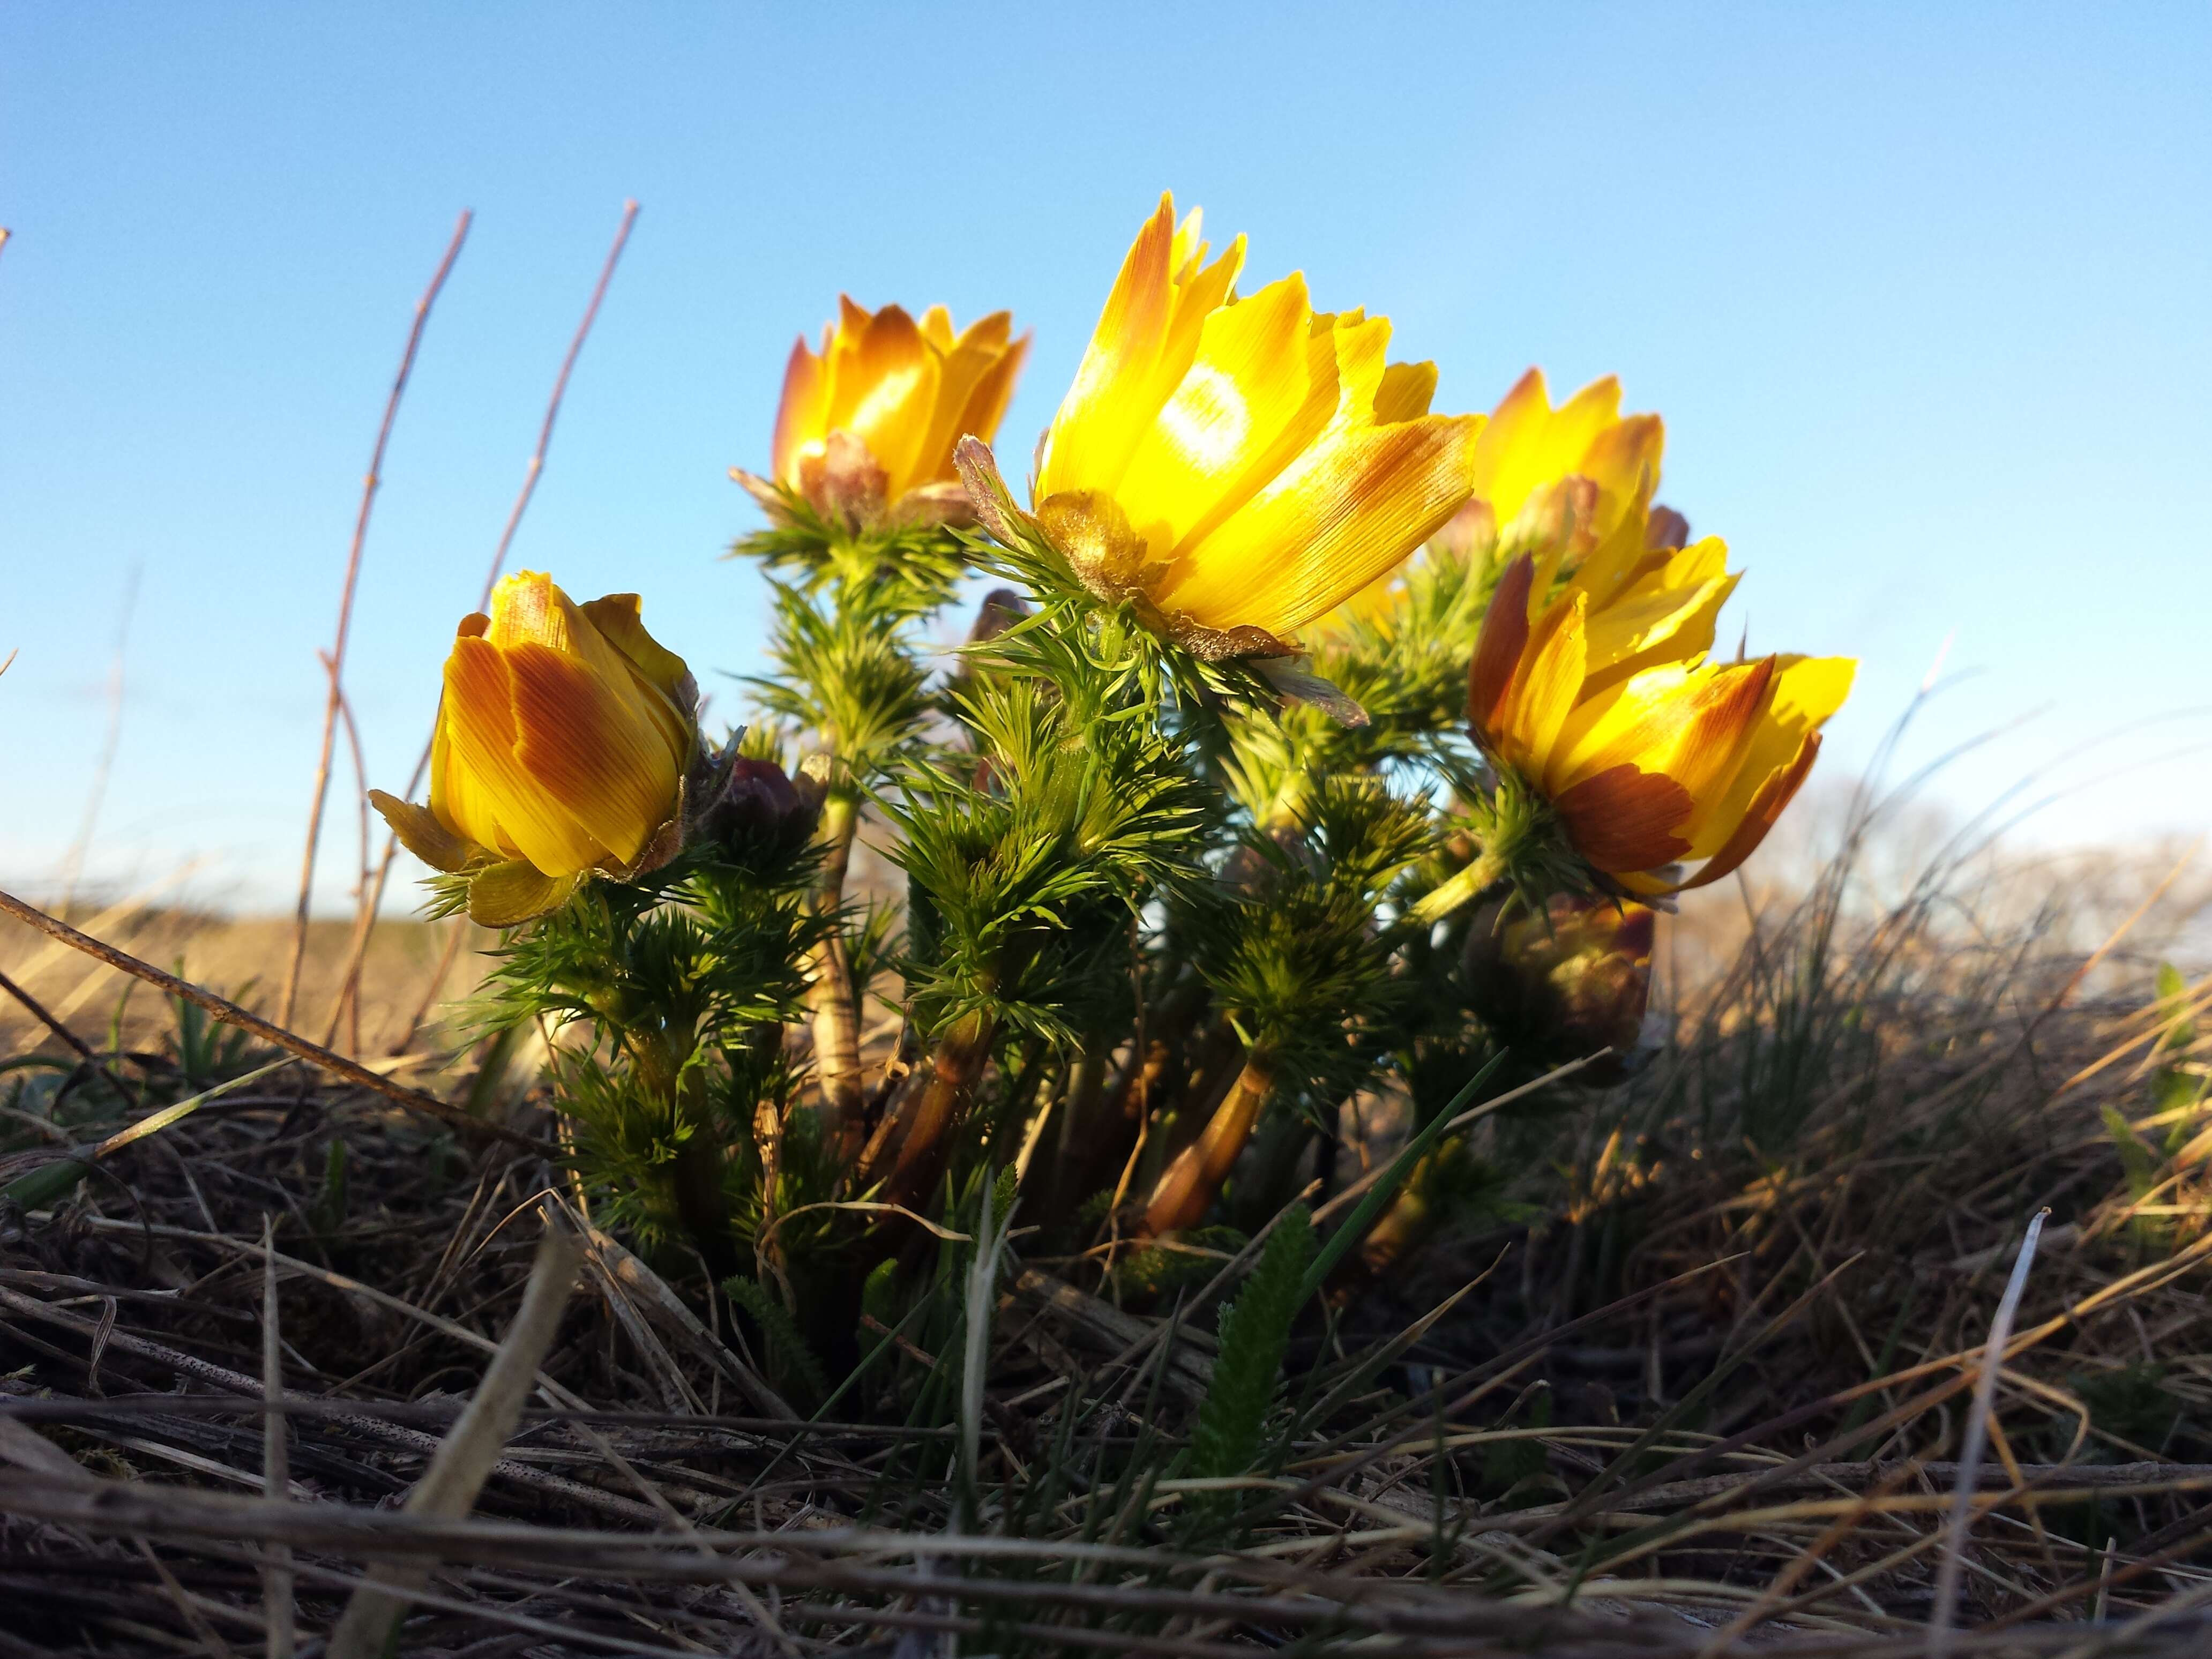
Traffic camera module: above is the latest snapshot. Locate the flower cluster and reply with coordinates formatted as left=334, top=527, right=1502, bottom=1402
left=370, top=192, right=1853, bottom=1402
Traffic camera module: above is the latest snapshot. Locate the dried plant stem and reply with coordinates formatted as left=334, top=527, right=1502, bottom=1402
left=259, top=1215, right=295, bottom=1659
left=279, top=209, right=472, bottom=1029
left=387, top=916, right=470, bottom=1056
left=325, top=1221, right=584, bottom=1659
left=328, top=201, right=641, bottom=1026
left=315, top=669, right=375, bottom=1053
left=0, top=963, right=95, bottom=1058
left=0, top=886, right=554, bottom=1154
left=55, top=561, right=141, bottom=916
left=1926, top=1207, right=2050, bottom=1656
left=1142, top=1048, right=1278, bottom=1237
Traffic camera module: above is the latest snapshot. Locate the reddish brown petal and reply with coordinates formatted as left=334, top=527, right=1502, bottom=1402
left=1553, top=763, right=1694, bottom=875
left=1468, top=554, right=1535, bottom=738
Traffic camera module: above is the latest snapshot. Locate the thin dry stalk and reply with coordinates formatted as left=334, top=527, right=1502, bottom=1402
left=277, top=208, right=472, bottom=1029
left=1926, top=1209, right=2051, bottom=1656
left=258, top=1215, right=293, bottom=1659
left=324, top=1220, right=583, bottom=1659
left=55, top=561, right=141, bottom=917
left=331, top=199, right=642, bottom=1040
left=312, top=669, right=375, bottom=1053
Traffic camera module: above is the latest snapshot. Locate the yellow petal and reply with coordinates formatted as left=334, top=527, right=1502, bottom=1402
left=1373, top=360, right=1438, bottom=422
left=467, top=860, right=578, bottom=928
left=370, top=789, right=475, bottom=873
left=505, top=642, right=682, bottom=866
left=1470, top=370, right=1622, bottom=526
left=1678, top=655, right=1854, bottom=856
left=1493, top=592, right=1588, bottom=778
left=1578, top=562, right=1739, bottom=683
left=1669, top=730, right=1825, bottom=890
left=771, top=334, right=828, bottom=489
left=1549, top=657, right=1775, bottom=806
left=579, top=592, right=696, bottom=750
left=1158, top=410, right=1478, bottom=637
left=913, top=312, right=1022, bottom=484
left=824, top=303, right=940, bottom=499
left=1040, top=195, right=1246, bottom=500
left=441, top=637, right=604, bottom=877
left=1112, top=272, right=1331, bottom=559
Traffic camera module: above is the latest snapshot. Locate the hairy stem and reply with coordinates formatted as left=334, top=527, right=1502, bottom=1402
left=1142, top=1045, right=1278, bottom=1237
left=806, top=790, right=867, bottom=1165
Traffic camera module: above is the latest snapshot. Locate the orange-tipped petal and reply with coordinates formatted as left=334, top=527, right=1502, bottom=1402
left=771, top=335, right=828, bottom=488
left=1040, top=196, right=1180, bottom=496
left=1672, top=730, right=1822, bottom=892
left=1679, top=654, right=1854, bottom=856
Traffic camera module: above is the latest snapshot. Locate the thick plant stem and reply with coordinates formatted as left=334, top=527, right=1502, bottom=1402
left=1141, top=1046, right=1277, bottom=1237
left=806, top=791, right=867, bottom=1165
left=632, top=1033, right=738, bottom=1281
left=859, top=1010, right=995, bottom=1212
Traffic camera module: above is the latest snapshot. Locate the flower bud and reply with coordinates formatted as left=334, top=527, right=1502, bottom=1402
left=371, top=573, right=695, bottom=926
left=1461, top=894, right=1657, bottom=1081
left=683, top=744, right=824, bottom=863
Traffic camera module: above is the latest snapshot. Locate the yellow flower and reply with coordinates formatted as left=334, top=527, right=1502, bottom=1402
left=1345, top=368, right=1677, bottom=625
left=739, top=297, right=1028, bottom=530
left=371, top=572, right=697, bottom=925
left=1467, top=545, right=1854, bottom=897
left=958, top=194, right=1481, bottom=662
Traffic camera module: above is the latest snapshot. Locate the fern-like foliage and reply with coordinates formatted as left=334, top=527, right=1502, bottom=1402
left=724, top=1272, right=831, bottom=1408
left=1190, top=1204, right=1315, bottom=1485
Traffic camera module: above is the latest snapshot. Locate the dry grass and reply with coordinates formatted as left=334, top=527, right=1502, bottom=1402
left=2, top=813, right=2209, bottom=1656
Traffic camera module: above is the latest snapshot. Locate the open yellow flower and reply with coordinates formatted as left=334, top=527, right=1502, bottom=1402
left=738, top=297, right=1028, bottom=530
left=957, top=193, right=1481, bottom=664
left=1466, top=549, right=1854, bottom=897
left=371, top=572, right=697, bottom=925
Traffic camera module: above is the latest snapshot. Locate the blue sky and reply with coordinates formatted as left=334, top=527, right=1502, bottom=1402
left=3, top=3, right=2207, bottom=914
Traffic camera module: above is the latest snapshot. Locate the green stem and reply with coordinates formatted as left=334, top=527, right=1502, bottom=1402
left=1409, top=846, right=1507, bottom=926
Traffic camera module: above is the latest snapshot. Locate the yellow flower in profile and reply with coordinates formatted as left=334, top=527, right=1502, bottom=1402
left=1343, top=368, right=1678, bottom=627
left=1464, top=547, right=1854, bottom=898
left=737, top=298, right=1029, bottom=530
left=958, top=193, right=1481, bottom=663
left=371, top=572, right=697, bottom=925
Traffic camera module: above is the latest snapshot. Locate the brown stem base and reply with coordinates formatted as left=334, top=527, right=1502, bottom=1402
left=1140, top=1048, right=1276, bottom=1237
